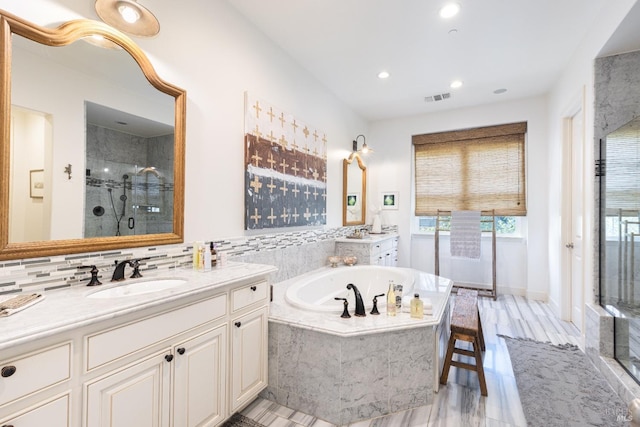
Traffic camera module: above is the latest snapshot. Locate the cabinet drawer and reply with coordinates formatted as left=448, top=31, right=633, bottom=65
left=231, top=281, right=268, bottom=312
left=0, top=343, right=71, bottom=407
left=0, top=393, right=70, bottom=427
left=86, top=294, right=226, bottom=371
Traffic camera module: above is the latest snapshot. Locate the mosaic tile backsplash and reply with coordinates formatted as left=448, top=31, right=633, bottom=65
left=0, top=225, right=396, bottom=296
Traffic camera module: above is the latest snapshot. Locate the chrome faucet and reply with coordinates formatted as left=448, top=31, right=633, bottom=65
left=111, top=260, right=133, bottom=282
left=346, top=283, right=366, bottom=317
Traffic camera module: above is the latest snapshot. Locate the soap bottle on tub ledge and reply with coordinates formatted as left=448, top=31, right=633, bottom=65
left=387, top=280, right=396, bottom=316
left=410, top=294, right=424, bottom=319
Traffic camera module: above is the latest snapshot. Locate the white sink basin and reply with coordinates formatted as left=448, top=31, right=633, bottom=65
left=87, top=279, right=187, bottom=299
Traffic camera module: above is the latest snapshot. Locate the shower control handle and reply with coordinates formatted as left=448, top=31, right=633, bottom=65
left=128, top=217, right=135, bottom=229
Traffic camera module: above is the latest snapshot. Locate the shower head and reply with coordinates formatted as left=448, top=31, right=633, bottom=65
left=107, top=188, right=112, bottom=192
left=120, top=195, right=127, bottom=201
left=123, top=174, right=129, bottom=180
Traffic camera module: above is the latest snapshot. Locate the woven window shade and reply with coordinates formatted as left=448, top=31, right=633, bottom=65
left=413, top=122, right=527, bottom=216
left=605, top=123, right=640, bottom=214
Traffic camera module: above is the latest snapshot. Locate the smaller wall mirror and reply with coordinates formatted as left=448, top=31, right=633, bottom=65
left=343, top=153, right=366, bottom=226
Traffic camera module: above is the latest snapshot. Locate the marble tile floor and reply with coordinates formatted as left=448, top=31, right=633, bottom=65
left=240, top=294, right=582, bottom=427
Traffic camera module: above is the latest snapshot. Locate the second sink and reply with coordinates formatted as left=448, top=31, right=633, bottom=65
left=87, top=279, right=187, bottom=299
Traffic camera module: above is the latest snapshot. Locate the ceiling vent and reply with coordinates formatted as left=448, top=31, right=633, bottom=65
left=424, top=93, right=451, bottom=103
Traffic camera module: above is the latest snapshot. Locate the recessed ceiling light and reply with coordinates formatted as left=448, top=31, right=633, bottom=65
left=378, top=71, right=390, bottom=79
left=439, top=3, right=460, bottom=19
left=450, top=80, right=463, bottom=89
left=494, top=88, right=507, bottom=94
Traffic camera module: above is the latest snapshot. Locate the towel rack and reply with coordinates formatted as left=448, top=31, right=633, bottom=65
left=435, top=209, right=497, bottom=300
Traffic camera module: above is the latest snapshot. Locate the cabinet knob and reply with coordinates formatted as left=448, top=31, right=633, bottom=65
left=1, top=366, right=16, bottom=377
left=164, top=354, right=174, bottom=362
left=177, top=347, right=186, bottom=355
left=250, top=286, right=257, bottom=291
left=235, top=321, right=242, bottom=328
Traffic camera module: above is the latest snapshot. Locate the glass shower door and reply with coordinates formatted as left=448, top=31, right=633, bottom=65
left=600, top=116, right=640, bottom=385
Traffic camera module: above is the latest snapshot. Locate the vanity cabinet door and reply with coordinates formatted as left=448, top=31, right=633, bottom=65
left=173, top=325, right=227, bottom=427
left=0, top=393, right=69, bottom=427
left=85, top=350, right=171, bottom=427
left=230, top=306, right=268, bottom=412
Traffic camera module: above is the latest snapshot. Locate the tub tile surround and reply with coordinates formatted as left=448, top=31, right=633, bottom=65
left=0, top=225, right=396, bottom=296
left=266, top=319, right=443, bottom=426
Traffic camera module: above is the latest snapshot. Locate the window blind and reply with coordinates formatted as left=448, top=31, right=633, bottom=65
left=413, top=122, right=527, bottom=216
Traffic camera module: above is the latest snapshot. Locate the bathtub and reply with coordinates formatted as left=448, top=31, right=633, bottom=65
left=267, top=265, right=454, bottom=425
left=284, top=264, right=448, bottom=316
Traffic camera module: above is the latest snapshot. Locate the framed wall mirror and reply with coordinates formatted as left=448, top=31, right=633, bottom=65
left=0, top=9, right=186, bottom=260
left=342, top=153, right=366, bottom=226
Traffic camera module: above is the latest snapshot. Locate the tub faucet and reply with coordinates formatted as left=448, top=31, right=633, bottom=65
left=346, top=283, right=366, bottom=317
left=111, top=260, right=133, bottom=282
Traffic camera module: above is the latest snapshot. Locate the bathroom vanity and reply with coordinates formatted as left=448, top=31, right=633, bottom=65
left=335, top=233, right=399, bottom=266
left=0, top=262, right=276, bottom=427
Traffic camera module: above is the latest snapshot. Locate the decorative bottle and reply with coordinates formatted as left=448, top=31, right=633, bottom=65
left=411, top=294, right=424, bottom=319
left=387, top=280, right=396, bottom=316
left=395, top=283, right=403, bottom=312
left=210, top=241, right=217, bottom=267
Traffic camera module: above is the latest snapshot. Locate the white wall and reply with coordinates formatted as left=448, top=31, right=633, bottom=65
left=0, top=0, right=367, bottom=243
left=545, top=0, right=637, bottom=317
left=369, top=96, right=548, bottom=299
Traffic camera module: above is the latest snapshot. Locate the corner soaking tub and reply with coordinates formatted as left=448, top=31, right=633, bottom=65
left=267, top=265, right=454, bottom=426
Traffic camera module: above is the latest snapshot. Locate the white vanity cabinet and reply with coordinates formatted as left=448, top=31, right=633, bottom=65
left=335, top=234, right=399, bottom=266
left=0, top=265, right=274, bottom=427
left=229, top=282, right=269, bottom=413
left=84, top=294, right=228, bottom=427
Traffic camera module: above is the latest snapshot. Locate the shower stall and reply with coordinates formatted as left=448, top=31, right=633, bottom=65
left=84, top=121, right=174, bottom=238
left=599, top=116, right=640, bottom=386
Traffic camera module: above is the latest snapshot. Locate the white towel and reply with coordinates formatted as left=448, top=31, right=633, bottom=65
left=450, top=210, right=481, bottom=259
left=0, top=293, right=44, bottom=317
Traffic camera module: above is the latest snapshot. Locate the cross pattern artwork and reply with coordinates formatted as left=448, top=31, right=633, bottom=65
left=244, top=93, right=327, bottom=230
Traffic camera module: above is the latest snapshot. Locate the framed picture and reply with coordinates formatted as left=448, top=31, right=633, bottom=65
left=30, top=169, right=44, bottom=198
left=381, top=192, right=398, bottom=210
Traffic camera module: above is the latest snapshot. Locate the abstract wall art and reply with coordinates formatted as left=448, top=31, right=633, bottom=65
left=244, top=93, right=327, bottom=230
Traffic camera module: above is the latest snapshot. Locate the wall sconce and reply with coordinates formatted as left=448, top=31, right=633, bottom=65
left=95, top=0, right=160, bottom=37
left=352, top=134, right=373, bottom=155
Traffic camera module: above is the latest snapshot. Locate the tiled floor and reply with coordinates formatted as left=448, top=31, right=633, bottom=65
left=241, top=294, right=582, bottom=427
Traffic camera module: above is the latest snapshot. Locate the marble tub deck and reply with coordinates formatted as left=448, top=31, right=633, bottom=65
left=241, top=294, right=583, bottom=426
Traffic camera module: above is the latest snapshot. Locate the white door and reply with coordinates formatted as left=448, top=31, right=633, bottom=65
left=569, top=108, right=585, bottom=331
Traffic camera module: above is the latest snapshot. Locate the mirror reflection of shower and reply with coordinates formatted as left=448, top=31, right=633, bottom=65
left=107, top=174, right=129, bottom=236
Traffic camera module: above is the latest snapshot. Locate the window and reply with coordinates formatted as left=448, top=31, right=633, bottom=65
left=417, top=215, right=519, bottom=235
left=412, top=122, right=527, bottom=216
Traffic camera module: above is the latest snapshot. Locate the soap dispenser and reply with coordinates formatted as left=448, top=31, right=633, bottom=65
left=411, top=293, right=424, bottom=319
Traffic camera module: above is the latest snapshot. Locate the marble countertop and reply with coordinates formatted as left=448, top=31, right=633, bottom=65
left=334, top=232, right=398, bottom=243
left=269, top=266, right=452, bottom=337
left=0, top=261, right=277, bottom=351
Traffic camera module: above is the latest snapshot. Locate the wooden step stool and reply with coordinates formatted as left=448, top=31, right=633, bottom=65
left=439, top=289, right=487, bottom=396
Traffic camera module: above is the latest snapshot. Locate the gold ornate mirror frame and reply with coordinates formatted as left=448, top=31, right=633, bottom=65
left=342, top=152, right=367, bottom=226
left=0, top=9, right=186, bottom=260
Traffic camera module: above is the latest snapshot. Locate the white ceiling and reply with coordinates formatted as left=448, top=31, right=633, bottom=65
left=226, top=0, right=636, bottom=122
